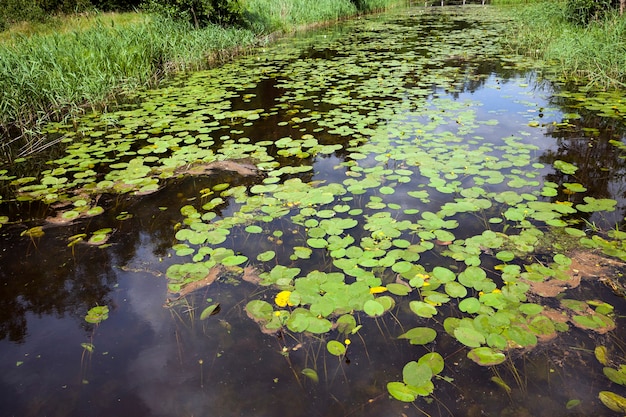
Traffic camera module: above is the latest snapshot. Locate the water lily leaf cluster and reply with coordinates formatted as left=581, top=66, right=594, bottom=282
left=84, top=305, right=109, bottom=324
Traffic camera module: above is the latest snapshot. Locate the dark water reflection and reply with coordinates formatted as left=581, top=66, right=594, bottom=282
left=2, top=6, right=626, bottom=417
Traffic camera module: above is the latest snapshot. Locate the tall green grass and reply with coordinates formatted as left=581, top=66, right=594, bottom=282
left=498, top=2, right=626, bottom=89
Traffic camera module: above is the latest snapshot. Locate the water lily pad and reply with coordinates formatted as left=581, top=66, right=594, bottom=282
left=432, top=266, right=456, bottom=283
left=576, top=197, right=617, bottom=213
left=418, top=352, right=444, bottom=375
left=245, top=225, right=263, bottom=234
left=327, top=340, right=346, bottom=356
left=386, top=283, right=411, bottom=296
left=363, top=299, right=385, bottom=317
left=398, top=327, right=437, bottom=345
left=554, top=160, right=578, bottom=175
left=221, top=255, right=248, bottom=266
left=387, top=381, right=418, bottom=402
left=458, top=297, right=481, bottom=313
left=595, top=346, right=609, bottom=365
left=603, top=367, right=626, bottom=386
left=599, top=391, right=626, bottom=413
left=403, top=361, right=432, bottom=388
left=445, top=282, right=467, bottom=298
left=409, top=301, right=438, bottom=318
left=467, top=347, right=506, bottom=366
left=257, top=251, right=276, bottom=262
left=454, top=326, right=485, bottom=348
left=245, top=300, right=274, bottom=323
left=336, top=314, right=357, bottom=335
left=301, top=368, right=319, bottom=383
left=85, top=306, right=109, bottom=324
left=200, top=303, right=220, bottom=320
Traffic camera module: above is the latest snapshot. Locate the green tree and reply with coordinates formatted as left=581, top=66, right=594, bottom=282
left=141, top=0, right=242, bottom=28
left=565, top=0, right=622, bottom=25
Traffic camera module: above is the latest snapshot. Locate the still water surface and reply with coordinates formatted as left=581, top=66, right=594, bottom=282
left=1, top=5, right=626, bottom=417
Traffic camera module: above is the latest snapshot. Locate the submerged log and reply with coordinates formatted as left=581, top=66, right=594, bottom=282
left=175, top=160, right=260, bottom=177
left=169, top=264, right=225, bottom=301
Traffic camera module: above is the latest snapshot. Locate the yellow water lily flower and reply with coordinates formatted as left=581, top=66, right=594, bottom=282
left=345, top=339, right=351, bottom=346
left=275, top=290, right=294, bottom=307
left=369, top=286, right=388, bottom=294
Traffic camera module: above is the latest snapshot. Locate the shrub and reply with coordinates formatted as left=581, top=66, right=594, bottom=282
left=141, top=0, right=243, bottom=28
left=565, top=0, right=614, bottom=26
left=0, top=0, right=94, bottom=30
left=350, top=0, right=392, bottom=12
left=89, top=0, right=143, bottom=11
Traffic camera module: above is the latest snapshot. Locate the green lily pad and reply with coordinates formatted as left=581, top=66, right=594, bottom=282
left=327, top=340, right=346, bottom=356
left=554, top=160, right=578, bottom=175
left=85, top=306, right=109, bottom=324
left=599, top=391, right=626, bottom=413
left=603, top=367, right=626, bottom=386
left=467, top=347, right=506, bottom=366
left=403, top=361, right=432, bottom=388
left=245, top=225, right=263, bottom=234
left=336, top=314, right=357, bottom=335
left=245, top=300, right=274, bottom=323
left=221, top=255, right=248, bottom=266
left=454, top=326, right=486, bottom=348
left=200, top=303, right=220, bottom=320
left=458, top=297, right=481, bottom=313
left=387, top=382, right=418, bottom=403
left=409, top=301, right=438, bottom=318
left=398, top=327, right=437, bottom=345
left=386, top=283, right=411, bottom=296
left=418, top=352, right=444, bottom=375
left=301, top=368, right=319, bottom=383
left=257, top=251, right=276, bottom=262
left=364, top=299, right=385, bottom=317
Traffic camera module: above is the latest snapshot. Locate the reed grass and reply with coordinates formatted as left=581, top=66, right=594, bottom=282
left=497, top=1, right=626, bottom=89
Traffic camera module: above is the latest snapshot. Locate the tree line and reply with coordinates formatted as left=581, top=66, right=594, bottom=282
left=0, top=0, right=243, bottom=29
left=0, top=0, right=386, bottom=31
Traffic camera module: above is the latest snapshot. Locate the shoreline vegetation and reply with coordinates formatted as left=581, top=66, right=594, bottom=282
left=0, top=0, right=624, bottom=161
left=0, top=0, right=403, bottom=160
left=496, top=0, right=626, bottom=90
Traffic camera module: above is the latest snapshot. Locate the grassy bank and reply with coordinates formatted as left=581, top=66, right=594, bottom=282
left=0, top=17, right=256, bottom=149
left=0, top=0, right=402, bottom=159
left=496, top=1, right=626, bottom=89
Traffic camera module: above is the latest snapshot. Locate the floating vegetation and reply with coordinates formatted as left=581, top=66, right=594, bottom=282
left=2, top=6, right=626, bottom=414
left=84, top=306, right=109, bottom=324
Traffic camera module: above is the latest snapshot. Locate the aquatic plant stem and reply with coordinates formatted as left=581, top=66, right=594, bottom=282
left=175, top=329, right=184, bottom=366
left=273, top=335, right=304, bottom=390
left=199, top=359, right=204, bottom=388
